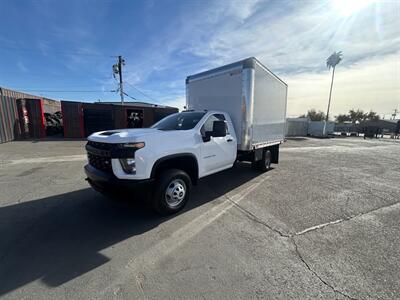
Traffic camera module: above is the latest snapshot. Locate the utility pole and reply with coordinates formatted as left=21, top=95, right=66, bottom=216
left=392, top=109, right=398, bottom=120
left=113, top=56, right=125, bottom=104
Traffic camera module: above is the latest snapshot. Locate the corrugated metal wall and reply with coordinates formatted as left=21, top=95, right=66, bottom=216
left=308, top=121, right=335, bottom=136
left=285, top=118, right=309, bottom=137
left=2, top=87, right=179, bottom=143
left=61, top=102, right=179, bottom=138
left=43, top=99, right=61, bottom=114
left=334, top=123, right=357, bottom=133
left=0, top=91, right=20, bottom=143
left=0, top=87, right=56, bottom=143
left=0, top=87, right=42, bottom=100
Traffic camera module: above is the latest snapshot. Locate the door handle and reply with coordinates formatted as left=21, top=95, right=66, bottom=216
left=227, top=138, right=233, bottom=142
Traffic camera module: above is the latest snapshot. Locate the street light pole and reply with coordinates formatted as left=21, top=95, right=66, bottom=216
left=323, top=66, right=336, bottom=136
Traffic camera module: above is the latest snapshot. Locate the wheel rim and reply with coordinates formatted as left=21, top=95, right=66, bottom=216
left=165, top=179, right=186, bottom=208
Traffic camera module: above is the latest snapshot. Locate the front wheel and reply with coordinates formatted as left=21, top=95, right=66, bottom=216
left=152, top=169, right=192, bottom=215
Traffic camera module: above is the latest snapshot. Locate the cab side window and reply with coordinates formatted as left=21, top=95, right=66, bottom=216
left=200, top=114, right=228, bottom=137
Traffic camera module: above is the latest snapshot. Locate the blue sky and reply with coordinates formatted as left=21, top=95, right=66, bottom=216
left=0, top=0, right=399, bottom=117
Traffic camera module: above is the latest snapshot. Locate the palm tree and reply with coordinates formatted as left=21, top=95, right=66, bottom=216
left=323, top=51, right=343, bottom=135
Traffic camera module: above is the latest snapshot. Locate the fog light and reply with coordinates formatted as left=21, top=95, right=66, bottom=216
left=119, top=158, right=136, bottom=174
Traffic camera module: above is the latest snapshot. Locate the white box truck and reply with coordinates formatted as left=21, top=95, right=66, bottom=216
left=186, top=57, right=288, bottom=151
left=85, top=57, right=288, bottom=214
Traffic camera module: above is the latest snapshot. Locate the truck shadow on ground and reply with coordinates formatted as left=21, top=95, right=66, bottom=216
left=0, top=162, right=266, bottom=296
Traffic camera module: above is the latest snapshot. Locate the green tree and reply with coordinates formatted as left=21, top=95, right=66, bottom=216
left=365, top=110, right=380, bottom=121
left=300, top=109, right=326, bottom=121
left=334, top=109, right=380, bottom=123
left=349, top=109, right=365, bottom=124
left=335, top=114, right=351, bottom=123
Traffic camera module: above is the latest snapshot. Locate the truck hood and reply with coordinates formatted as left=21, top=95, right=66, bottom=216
left=88, top=128, right=187, bottom=144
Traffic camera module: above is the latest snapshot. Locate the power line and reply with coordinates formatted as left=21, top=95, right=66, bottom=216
left=17, top=89, right=113, bottom=93
left=111, top=57, right=159, bottom=105
left=0, top=44, right=112, bottom=59
left=6, top=85, right=113, bottom=90
left=124, top=81, right=157, bottom=102
left=122, top=91, right=137, bottom=100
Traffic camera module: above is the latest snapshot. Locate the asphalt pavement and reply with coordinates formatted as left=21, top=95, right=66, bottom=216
left=0, top=137, right=399, bottom=299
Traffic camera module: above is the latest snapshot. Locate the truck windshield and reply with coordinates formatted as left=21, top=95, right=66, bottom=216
left=151, top=112, right=206, bottom=131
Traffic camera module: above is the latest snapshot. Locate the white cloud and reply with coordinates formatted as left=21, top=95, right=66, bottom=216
left=159, top=52, right=400, bottom=115
left=182, top=0, right=400, bottom=74
left=131, top=0, right=399, bottom=114
left=121, top=0, right=265, bottom=80
left=57, top=0, right=399, bottom=114
left=285, top=52, right=400, bottom=118
left=161, top=96, right=186, bottom=111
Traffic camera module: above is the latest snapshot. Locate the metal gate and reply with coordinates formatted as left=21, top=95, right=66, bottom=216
left=25, top=99, right=46, bottom=138
left=84, top=108, right=114, bottom=136
left=61, top=101, right=84, bottom=138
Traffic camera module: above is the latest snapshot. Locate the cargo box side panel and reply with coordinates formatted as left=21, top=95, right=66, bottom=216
left=252, top=64, right=287, bottom=145
left=187, top=69, right=243, bottom=145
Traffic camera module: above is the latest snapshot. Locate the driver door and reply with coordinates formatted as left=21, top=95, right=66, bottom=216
left=200, top=114, right=236, bottom=174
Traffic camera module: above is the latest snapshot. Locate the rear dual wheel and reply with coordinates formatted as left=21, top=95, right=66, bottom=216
left=254, top=149, right=272, bottom=172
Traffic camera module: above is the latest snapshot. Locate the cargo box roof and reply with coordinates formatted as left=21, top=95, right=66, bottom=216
left=186, top=57, right=287, bottom=86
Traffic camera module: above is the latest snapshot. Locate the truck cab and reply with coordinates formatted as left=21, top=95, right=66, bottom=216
left=85, top=110, right=239, bottom=214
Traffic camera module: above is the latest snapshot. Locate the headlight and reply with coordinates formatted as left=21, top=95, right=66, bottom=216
left=117, top=142, right=144, bottom=174
left=118, top=142, right=145, bottom=149
left=119, top=158, right=136, bottom=174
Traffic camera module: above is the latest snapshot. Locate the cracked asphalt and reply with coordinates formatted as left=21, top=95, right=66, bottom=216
left=0, top=137, right=399, bottom=299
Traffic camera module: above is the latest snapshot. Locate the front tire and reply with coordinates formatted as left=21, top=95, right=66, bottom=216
left=152, top=169, right=192, bottom=215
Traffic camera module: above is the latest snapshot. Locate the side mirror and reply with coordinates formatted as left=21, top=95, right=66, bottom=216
left=212, top=120, right=227, bottom=137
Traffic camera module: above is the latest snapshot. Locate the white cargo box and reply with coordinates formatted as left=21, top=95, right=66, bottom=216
left=186, top=57, right=287, bottom=151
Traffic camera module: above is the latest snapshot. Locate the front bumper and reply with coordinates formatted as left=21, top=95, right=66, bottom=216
left=84, top=164, right=153, bottom=191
